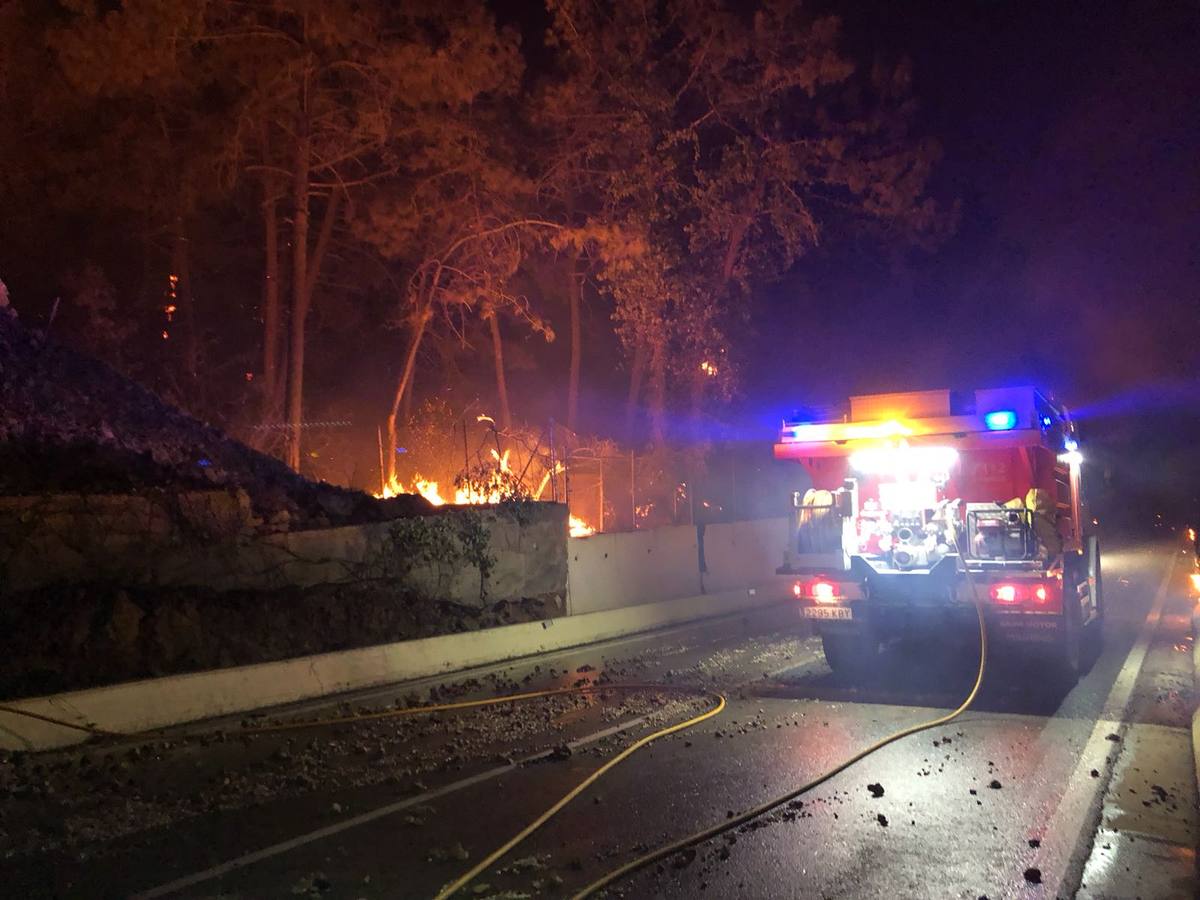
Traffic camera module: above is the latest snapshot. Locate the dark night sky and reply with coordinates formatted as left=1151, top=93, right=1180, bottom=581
left=746, top=1, right=1199, bottom=411
left=730, top=1, right=1200, bottom=520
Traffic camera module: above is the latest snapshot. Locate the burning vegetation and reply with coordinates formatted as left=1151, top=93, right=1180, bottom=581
left=377, top=410, right=595, bottom=536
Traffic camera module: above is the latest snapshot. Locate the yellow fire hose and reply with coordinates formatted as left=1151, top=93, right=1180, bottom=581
left=0, top=598, right=987, bottom=900
left=431, top=688, right=726, bottom=900
left=0, top=682, right=715, bottom=740
left=235, top=682, right=722, bottom=737
left=231, top=681, right=729, bottom=900
left=566, top=599, right=987, bottom=899
left=432, top=597, right=987, bottom=900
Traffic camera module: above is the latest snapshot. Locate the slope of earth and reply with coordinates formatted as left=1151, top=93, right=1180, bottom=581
left=0, top=309, right=428, bottom=530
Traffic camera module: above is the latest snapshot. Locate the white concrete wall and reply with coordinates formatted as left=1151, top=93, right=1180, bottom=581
left=567, top=524, right=701, bottom=614
left=700, top=517, right=790, bottom=593
left=567, top=517, right=789, bottom=615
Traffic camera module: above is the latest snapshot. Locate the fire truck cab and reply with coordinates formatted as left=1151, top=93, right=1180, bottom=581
left=775, top=387, right=1102, bottom=681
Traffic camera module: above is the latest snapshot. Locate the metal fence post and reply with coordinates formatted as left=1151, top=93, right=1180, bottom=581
left=548, top=418, right=557, bottom=503
left=731, top=454, right=736, bottom=522
left=630, top=450, right=636, bottom=529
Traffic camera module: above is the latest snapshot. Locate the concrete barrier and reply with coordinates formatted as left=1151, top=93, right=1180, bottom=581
left=1192, top=607, right=1199, bottom=810
left=567, top=524, right=702, bottom=614
left=0, top=577, right=792, bottom=751
left=701, top=517, right=790, bottom=593
left=567, top=517, right=791, bottom=614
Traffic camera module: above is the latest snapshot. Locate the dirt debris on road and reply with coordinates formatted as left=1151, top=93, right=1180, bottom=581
left=0, top=614, right=803, bottom=867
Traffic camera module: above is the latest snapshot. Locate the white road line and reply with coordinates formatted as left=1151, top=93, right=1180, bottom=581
left=131, top=762, right=512, bottom=899
left=130, top=707, right=663, bottom=900
left=131, top=609, right=811, bottom=897
left=1024, top=551, right=1177, bottom=899
left=130, top=644, right=804, bottom=900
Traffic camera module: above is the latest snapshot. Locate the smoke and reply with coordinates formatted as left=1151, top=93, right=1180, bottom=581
left=1068, top=377, right=1200, bottom=422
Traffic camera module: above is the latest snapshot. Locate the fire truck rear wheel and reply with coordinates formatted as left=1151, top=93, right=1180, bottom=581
left=821, top=630, right=881, bottom=680
left=1081, top=537, right=1104, bottom=669
left=1050, top=576, right=1084, bottom=684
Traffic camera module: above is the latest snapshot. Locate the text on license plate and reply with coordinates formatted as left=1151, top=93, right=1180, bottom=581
left=802, top=606, right=853, bottom=620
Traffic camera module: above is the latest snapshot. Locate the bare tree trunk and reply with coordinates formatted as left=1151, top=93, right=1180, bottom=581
left=285, top=114, right=310, bottom=471
left=171, top=220, right=198, bottom=407
left=648, top=339, right=667, bottom=447
left=305, top=188, right=339, bottom=303
left=687, top=213, right=752, bottom=442
left=625, top=339, right=647, bottom=444
left=386, top=303, right=431, bottom=486
left=689, top=369, right=705, bottom=440
left=566, top=253, right=582, bottom=433
left=401, top=361, right=415, bottom=423
left=489, top=310, right=512, bottom=431
left=260, top=162, right=285, bottom=443
left=720, top=217, right=750, bottom=286
left=279, top=182, right=339, bottom=464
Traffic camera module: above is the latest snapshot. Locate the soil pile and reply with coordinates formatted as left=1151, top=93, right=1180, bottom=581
left=0, top=309, right=429, bottom=529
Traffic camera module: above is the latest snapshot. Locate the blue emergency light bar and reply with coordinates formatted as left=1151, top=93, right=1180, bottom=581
left=983, top=409, right=1018, bottom=431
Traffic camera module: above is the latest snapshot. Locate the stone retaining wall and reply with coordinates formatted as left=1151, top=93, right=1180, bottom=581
left=0, top=491, right=566, bottom=607
left=0, top=494, right=568, bottom=698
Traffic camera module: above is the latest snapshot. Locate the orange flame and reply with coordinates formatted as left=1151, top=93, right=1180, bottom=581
left=376, top=445, right=596, bottom=536
left=569, top=515, right=595, bottom=538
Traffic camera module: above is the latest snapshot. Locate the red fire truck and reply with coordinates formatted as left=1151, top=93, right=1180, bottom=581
left=774, top=387, right=1102, bottom=681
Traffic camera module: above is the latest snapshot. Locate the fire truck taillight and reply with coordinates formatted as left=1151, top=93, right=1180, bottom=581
left=991, top=583, right=1023, bottom=603
left=989, top=581, right=1058, bottom=608
left=792, top=582, right=804, bottom=599
left=809, top=580, right=838, bottom=603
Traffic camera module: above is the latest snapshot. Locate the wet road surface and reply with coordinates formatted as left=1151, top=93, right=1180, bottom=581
left=1, top=542, right=1195, bottom=899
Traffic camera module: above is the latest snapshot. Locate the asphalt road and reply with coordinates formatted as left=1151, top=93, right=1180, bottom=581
left=1, top=542, right=1196, bottom=899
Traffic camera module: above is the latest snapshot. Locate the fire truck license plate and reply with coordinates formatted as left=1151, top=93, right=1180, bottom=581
left=803, top=607, right=853, bottom=620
